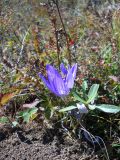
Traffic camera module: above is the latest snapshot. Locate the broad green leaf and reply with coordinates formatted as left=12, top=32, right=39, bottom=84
left=95, top=104, right=120, bottom=113
left=88, top=104, right=96, bottom=110
left=59, top=105, right=77, bottom=112
left=82, top=80, right=88, bottom=91
left=72, top=92, right=87, bottom=104
left=87, top=84, right=99, bottom=103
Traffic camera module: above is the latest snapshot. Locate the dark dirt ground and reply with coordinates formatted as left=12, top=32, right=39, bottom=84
left=0, top=122, right=109, bottom=160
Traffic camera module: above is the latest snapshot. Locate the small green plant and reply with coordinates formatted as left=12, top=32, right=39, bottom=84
left=59, top=81, right=120, bottom=114
left=0, top=1, right=120, bottom=159
left=17, top=107, right=38, bottom=123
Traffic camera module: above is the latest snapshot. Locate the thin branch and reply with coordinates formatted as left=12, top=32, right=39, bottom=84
left=17, top=27, right=30, bottom=64
left=53, top=0, right=71, bottom=65
left=52, top=18, right=60, bottom=69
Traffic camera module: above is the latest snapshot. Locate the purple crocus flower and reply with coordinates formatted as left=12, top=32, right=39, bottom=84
left=39, top=63, right=77, bottom=97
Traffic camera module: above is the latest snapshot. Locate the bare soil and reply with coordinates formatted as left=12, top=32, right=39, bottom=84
left=0, top=122, right=106, bottom=160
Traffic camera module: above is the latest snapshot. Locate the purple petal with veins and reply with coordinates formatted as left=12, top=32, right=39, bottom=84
left=39, top=63, right=77, bottom=97
left=60, top=63, right=68, bottom=75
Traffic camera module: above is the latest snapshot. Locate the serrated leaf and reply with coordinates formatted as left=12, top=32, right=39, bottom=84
left=29, top=107, right=38, bottom=115
left=59, top=105, right=77, bottom=112
left=17, top=111, right=29, bottom=117
left=95, top=104, right=120, bottom=113
left=72, top=91, right=87, bottom=104
left=87, top=84, right=99, bottom=103
left=23, top=113, right=30, bottom=123
left=17, top=108, right=38, bottom=123
left=0, top=116, right=9, bottom=123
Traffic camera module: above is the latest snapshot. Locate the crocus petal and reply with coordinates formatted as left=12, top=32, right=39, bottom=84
left=38, top=73, right=56, bottom=94
left=46, top=64, right=63, bottom=95
left=66, top=70, right=74, bottom=89
left=66, top=64, right=77, bottom=89
left=60, top=63, right=68, bottom=75
left=53, top=71, right=69, bottom=96
left=71, top=63, right=77, bottom=79
left=46, top=64, right=61, bottom=83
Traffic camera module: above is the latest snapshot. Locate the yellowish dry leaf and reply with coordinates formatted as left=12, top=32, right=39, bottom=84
left=0, top=93, right=14, bottom=106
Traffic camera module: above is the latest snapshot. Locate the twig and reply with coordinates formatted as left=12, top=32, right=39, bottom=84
left=12, top=29, right=22, bottom=45
left=53, top=0, right=71, bottom=66
left=17, top=27, right=30, bottom=64
left=52, top=18, right=60, bottom=69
